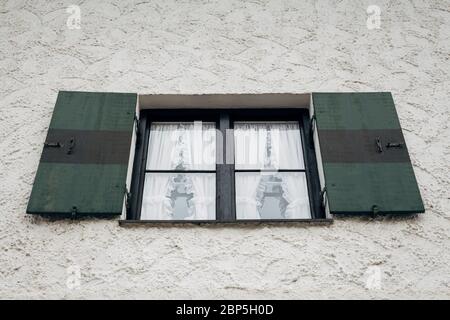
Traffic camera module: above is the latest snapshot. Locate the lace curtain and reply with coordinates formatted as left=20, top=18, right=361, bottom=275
left=141, top=121, right=310, bottom=220
left=235, top=173, right=264, bottom=220
left=235, top=172, right=311, bottom=219
left=185, top=174, right=216, bottom=220
left=234, top=122, right=311, bottom=219
left=234, top=122, right=305, bottom=170
left=280, top=172, right=311, bottom=219
left=146, top=122, right=216, bottom=170
left=141, top=173, right=215, bottom=220
left=141, top=174, right=174, bottom=220
left=141, top=122, right=216, bottom=220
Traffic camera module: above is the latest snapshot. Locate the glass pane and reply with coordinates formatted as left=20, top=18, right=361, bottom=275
left=234, top=122, right=305, bottom=170
left=141, top=173, right=216, bottom=220
left=235, top=172, right=311, bottom=220
left=147, top=122, right=216, bottom=170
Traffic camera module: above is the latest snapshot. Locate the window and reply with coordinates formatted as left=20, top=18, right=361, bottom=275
left=128, top=109, right=324, bottom=222
left=28, top=92, right=424, bottom=219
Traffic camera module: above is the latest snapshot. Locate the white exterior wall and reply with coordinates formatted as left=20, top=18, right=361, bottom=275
left=0, top=0, right=449, bottom=299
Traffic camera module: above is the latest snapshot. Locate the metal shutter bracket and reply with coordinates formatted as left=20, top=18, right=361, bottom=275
left=310, top=114, right=317, bottom=144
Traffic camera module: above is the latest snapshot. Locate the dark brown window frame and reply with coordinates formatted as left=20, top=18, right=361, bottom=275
left=126, top=108, right=326, bottom=223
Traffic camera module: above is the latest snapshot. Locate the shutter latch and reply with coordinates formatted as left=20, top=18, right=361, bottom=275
left=44, top=142, right=62, bottom=148
left=44, top=137, right=75, bottom=154
left=67, top=137, right=76, bottom=155
left=375, top=138, right=383, bottom=153
left=386, top=142, right=404, bottom=149
left=376, top=138, right=404, bottom=153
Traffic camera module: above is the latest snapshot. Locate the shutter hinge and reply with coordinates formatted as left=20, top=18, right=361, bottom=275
left=320, top=187, right=327, bottom=210
left=372, top=205, right=379, bottom=218
left=310, top=114, right=317, bottom=143
left=71, top=206, right=78, bottom=220
left=134, top=114, right=140, bottom=144
left=125, top=187, right=132, bottom=214
left=134, top=114, right=139, bottom=132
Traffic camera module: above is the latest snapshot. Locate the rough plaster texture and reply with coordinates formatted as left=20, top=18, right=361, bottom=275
left=0, top=0, right=449, bottom=299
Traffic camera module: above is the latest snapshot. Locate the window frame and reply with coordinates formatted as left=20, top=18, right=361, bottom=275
left=127, top=108, right=325, bottom=222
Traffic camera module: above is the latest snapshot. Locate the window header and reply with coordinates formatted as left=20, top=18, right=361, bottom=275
left=138, top=93, right=310, bottom=109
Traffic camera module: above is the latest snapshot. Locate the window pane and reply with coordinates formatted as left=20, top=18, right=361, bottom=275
left=147, top=122, right=216, bottom=170
left=141, top=173, right=216, bottom=220
left=234, top=122, right=305, bottom=170
left=235, top=172, right=311, bottom=220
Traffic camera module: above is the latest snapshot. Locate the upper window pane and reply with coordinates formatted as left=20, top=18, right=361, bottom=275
left=234, top=122, right=305, bottom=170
left=147, top=122, right=216, bottom=170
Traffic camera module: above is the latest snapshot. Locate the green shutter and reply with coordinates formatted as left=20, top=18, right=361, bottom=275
left=312, top=92, right=425, bottom=215
left=27, top=91, right=137, bottom=216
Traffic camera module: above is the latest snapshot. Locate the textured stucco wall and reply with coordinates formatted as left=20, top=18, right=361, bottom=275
left=0, top=0, right=449, bottom=299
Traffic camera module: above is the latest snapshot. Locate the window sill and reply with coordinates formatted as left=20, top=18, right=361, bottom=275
left=119, top=219, right=333, bottom=227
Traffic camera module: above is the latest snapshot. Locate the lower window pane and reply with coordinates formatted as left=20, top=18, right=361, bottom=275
left=235, top=172, right=311, bottom=220
left=141, top=173, right=216, bottom=220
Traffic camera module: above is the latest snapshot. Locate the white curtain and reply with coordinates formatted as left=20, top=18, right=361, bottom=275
left=234, top=122, right=304, bottom=170
left=234, top=123, right=266, bottom=170
left=280, top=172, right=311, bottom=219
left=186, top=174, right=216, bottom=220
left=234, top=122, right=310, bottom=220
left=188, top=122, right=216, bottom=170
left=140, top=174, right=174, bottom=220
left=146, top=122, right=216, bottom=170
left=235, top=172, right=264, bottom=219
left=141, top=173, right=216, bottom=220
